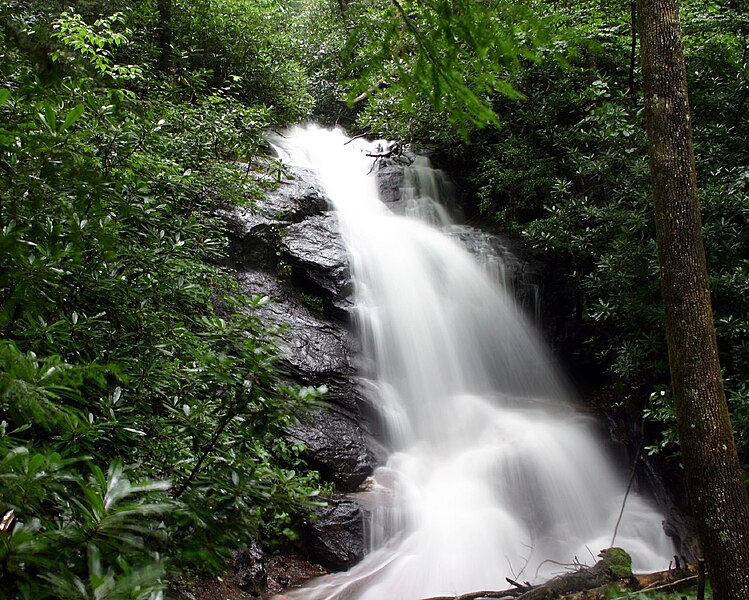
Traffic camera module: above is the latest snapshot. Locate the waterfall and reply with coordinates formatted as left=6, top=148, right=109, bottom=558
left=270, top=125, right=674, bottom=600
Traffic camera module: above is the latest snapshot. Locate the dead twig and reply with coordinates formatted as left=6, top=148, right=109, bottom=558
left=420, top=590, right=523, bottom=600
left=343, top=131, right=370, bottom=145
left=611, top=424, right=645, bottom=548
left=506, top=543, right=534, bottom=582
left=352, top=81, right=388, bottom=104
left=0, top=509, right=15, bottom=537
left=638, top=574, right=699, bottom=594
left=506, top=577, right=531, bottom=590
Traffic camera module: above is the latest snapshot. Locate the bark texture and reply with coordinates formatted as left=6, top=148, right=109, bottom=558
left=638, top=0, right=749, bottom=598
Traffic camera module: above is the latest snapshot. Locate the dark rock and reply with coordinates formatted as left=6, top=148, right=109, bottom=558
left=235, top=270, right=357, bottom=403
left=220, top=167, right=329, bottom=271
left=231, top=539, right=267, bottom=596
left=261, top=168, right=330, bottom=222
left=235, top=269, right=377, bottom=490
left=376, top=164, right=407, bottom=210
left=287, top=409, right=376, bottom=490
left=281, top=213, right=352, bottom=311
left=264, top=554, right=328, bottom=597
left=305, top=497, right=365, bottom=571
left=220, top=205, right=280, bottom=270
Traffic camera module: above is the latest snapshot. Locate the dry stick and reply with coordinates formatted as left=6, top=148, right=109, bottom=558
left=506, top=577, right=531, bottom=590
left=507, top=544, right=535, bottom=585
left=0, top=509, right=15, bottom=537
left=610, top=422, right=646, bottom=548
left=638, top=574, right=699, bottom=594
left=420, top=590, right=522, bottom=600
left=610, top=448, right=640, bottom=547
left=697, top=558, right=706, bottom=600
left=353, top=81, right=388, bottom=104
left=533, top=558, right=584, bottom=580
left=343, top=131, right=370, bottom=145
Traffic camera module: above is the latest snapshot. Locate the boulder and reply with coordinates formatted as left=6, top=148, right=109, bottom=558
left=220, top=166, right=330, bottom=271
left=281, top=213, right=352, bottom=313
left=235, top=270, right=358, bottom=408
left=231, top=540, right=267, bottom=596
left=287, top=409, right=375, bottom=490
left=376, top=164, right=407, bottom=211
left=304, top=497, right=365, bottom=571
left=260, top=167, right=329, bottom=221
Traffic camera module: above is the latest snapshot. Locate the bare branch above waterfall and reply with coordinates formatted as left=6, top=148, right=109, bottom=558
left=365, top=141, right=403, bottom=159
left=364, top=140, right=414, bottom=174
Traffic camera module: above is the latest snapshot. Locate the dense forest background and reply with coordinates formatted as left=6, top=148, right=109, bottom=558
left=0, top=0, right=747, bottom=597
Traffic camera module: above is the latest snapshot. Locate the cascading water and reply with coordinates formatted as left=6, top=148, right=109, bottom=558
left=270, top=125, right=674, bottom=600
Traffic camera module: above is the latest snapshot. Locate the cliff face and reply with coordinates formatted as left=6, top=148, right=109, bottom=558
left=222, top=168, right=383, bottom=494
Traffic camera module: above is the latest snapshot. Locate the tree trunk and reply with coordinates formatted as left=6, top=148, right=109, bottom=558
left=638, top=1, right=749, bottom=598
left=157, top=0, right=172, bottom=74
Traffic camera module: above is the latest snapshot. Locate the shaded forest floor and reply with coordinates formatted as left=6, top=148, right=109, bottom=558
left=169, top=555, right=328, bottom=600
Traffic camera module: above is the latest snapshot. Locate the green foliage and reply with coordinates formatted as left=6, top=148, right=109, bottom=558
left=643, top=387, right=680, bottom=457
left=336, top=0, right=749, bottom=469
left=302, top=294, right=325, bottom=314
left=0, top=455, right=170, bottom=599
left=288, top=0, right=354, bottom=125
left=51, top=11, right=143, bottom=81
left=0, top=4, right=326, bottom=597
left=165, top=0, right=314, bottom=123
left=293, top=0, right=562, bottom=135
left=477, top=1, right=749, bottom=466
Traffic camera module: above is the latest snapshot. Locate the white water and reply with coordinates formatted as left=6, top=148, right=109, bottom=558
left=271, top=125, right=674, bottom=600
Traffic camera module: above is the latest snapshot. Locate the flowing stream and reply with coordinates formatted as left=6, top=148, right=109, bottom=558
left=271, top=125, right=674, bottom=600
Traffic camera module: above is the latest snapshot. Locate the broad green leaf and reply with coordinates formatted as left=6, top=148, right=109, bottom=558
left=60, top=104, right=85, bottom=132
left=44, top=105, right=57, bottom=134
left=37, top=105, right=57, bottom=134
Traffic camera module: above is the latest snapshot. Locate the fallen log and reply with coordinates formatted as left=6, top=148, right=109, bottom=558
left=420, top=548, right=701, bottom=600
left=516, top=548, right=632, bottom=600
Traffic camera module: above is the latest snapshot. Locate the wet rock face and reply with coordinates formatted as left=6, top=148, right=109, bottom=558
left=232, top=269, right=377, bottom=490
left=303, top=497, right=365, bottom=571
left=223, top=169, right=377, bottom=494
left=221, top=168, right=329, bottom=271
left=281, top=214, right=352, bottom=313
left=376, top=164, right=407, bottom=213
left=231, top=540, right=267, bottom=596
left=235, top=270, right=354, bottom=388
left=287, top=410, right=375, bottom=490
left=374, top=152, right=421, bottom=217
